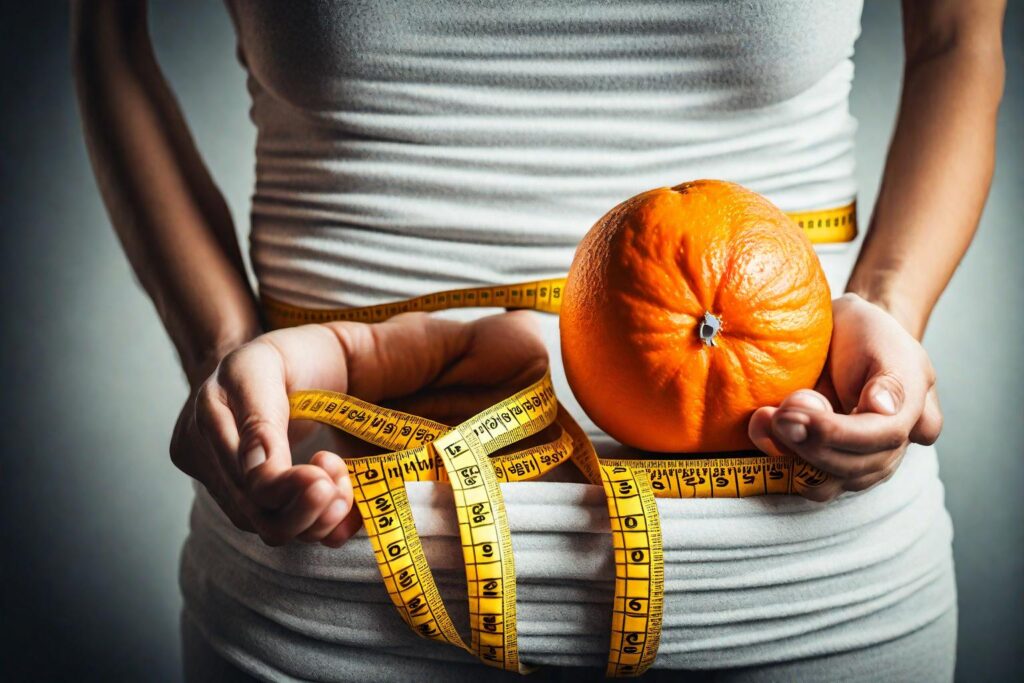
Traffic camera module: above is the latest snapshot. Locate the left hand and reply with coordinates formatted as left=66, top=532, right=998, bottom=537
left=748, top=293, right=943, bottom=502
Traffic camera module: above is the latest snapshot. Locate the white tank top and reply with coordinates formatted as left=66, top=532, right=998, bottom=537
left=225, top=0, right=862, bottom=307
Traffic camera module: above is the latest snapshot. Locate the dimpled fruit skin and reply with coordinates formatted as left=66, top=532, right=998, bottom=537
left=560, top=180, right=833, bottom=453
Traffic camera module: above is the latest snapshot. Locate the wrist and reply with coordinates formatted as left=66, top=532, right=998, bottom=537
left=844, top=276, right=927, bottom=339
left=180, top=322, right=260, bottom=390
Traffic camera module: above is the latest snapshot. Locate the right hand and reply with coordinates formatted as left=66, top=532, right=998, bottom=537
left=170, top=311, right=548, bottom=548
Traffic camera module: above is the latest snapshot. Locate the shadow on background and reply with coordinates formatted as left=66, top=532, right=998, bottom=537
left=1, top=1, right=1021, bottom=680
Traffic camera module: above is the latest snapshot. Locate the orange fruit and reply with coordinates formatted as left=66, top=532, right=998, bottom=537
left=560, top=180, right=832, bottom=453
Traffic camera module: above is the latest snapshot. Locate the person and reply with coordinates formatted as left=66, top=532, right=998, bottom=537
left=72, top=1, right=1005, bottom=680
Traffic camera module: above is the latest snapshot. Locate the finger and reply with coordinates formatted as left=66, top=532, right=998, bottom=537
left=748, top=406, right=788, bottom=457
left=775, top=407, right=910, bottom=456
left=335, top=313, right=472, bottom=401
left=296, top=494, right=351, bottom=543
left=431, top=310, right=548, bottom=389
left=856, top=371, right=905, bottom=416
left=245, top=463, right=335, bottom=511
left=188, top=388, right=264, bottom=529
left=811, top=370, right=840, bottom=412
left=795, top=478, right=844, bottom=503
left=310, top=450, right=349, bottom=484
left=779, top=389, right=835, bottom=415
left=749, top=389, right=833, bottom=458
left=388, top=384, right=537, bottom=425
left=258, top=477, right=340, bottom=546
left=193, top=379, right=245, bottom=477
left=771, top=409, right=907, bottom=478
left=194, top=350, right=293, bottom=506
left=214, top=341, right=294, bottom=484
left=843, top=447, right=905, bottom=492
left=215, top=341, right=343, bottom=521
left=910, top=386, right=943, bottom=445
left=397, top=314, right=548, bottom=422
left=321, top=507, right=365, bottom=548
left=297, top=454, right=354, bottom=543
left=208, top=486, right=256, bottom=533
left=843, top=458, right=901, bottom=492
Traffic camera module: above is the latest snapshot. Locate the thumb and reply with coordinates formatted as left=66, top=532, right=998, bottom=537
left=213, top=340, right=305, bottom=508
left=857, top=371, right=905, bottom=417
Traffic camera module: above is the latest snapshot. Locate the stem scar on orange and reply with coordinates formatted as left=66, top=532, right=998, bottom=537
left=560, top=180, right=833, bottom=453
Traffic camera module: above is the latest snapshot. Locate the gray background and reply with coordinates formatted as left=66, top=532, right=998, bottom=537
left=0, top=1, right=1020, bottom=680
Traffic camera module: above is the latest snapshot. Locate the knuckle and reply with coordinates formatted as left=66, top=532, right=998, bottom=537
left=801, top=485, right=838, bottom=503
left=884, top=431, right=908, bottom=452
left=259, top=533, right=287, bottom=548
left=237, top=413, right=275, bottom=445
left=916, top=427, right=940, bottom=446
left=872, top=370, right=905, bottom=397
left=169, top=426, right=201, bottom=477
left=193, top=383, right=222, bottom=433
left=842, top=457, right=871, bottom=479
left=324, top=525, right=355, bottom=548
left=216, top=341, right=275, bottom=390
left=843, top=477, right=874, bottom=492
left=877, top=371, right=907, bottom=406
left=807, top=491, right=837, bottom=503
left=257, top=526, right=289, bottom=547
left=921, top=356, right=937, bottom=384
left=231, top=518, right=254, bottom=534
left=169, top=444, right=189, bottom=473
left=196, top=377, right=217, bottom=403
left=216, top=347, right=247, bottom=379
left=916, top=413, right=943, bottom=446
left=322, top=535, right=347, bottom=549
left=818, top=451, right=861, bottom=479
left=808, top=418, right=834, bottom=445
left=303, top=480, right=336, bottom=508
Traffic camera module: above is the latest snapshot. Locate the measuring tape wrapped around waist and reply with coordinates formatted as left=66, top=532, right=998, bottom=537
left=268, top=202, right=847, bottom=676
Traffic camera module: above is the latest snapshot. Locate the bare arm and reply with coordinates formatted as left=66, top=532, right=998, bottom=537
left=69, top=3, right=549, bottom=547
left=749, top=0, right=1005, bottom=500
left=847, top=0, right=1006, bottom=339
left=72, top=0, right=260, bottom=386
left=71, top=1, right=339, bottom=542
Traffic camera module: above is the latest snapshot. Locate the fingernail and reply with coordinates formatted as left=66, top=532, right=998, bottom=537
left=873, top=389, right=897, bottom=415
left=241, top=445, right=267, bottom=474
left=774, top=419, right=807, bottom=444
left=789, top=391, right=829, bottom=412
left=336, top=474, right=351, bottom=491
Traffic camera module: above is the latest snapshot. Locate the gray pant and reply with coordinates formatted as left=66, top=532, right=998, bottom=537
left=182, top=605, right=956, bottom=683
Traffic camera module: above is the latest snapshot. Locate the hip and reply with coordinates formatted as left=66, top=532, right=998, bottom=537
left=179, top=439, right=954, bottom=676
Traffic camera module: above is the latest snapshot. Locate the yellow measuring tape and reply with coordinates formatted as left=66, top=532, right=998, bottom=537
left=270, top=201, right=851, bottom=676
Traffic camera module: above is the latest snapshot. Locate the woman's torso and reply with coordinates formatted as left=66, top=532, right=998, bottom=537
left=184, top=1, right=955, bottom=676
left=225, top=0, right=862, bottom=307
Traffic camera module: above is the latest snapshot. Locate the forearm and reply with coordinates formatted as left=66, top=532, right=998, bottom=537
left=847, top=3, right=1005, bottom=339
left=72, top=1, right=259, bottom=385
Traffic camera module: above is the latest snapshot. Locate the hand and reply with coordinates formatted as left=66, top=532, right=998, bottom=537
left=171, top=311, right=548, bottom=547
left=748, top=293, right=943, bottom=502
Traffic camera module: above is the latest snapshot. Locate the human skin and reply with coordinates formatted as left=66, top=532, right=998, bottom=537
left=747, top=0, right=1006, bottom=501
left=71, top=0, right=1005, bottom=544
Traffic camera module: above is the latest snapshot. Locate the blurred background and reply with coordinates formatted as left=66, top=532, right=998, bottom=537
left=1, top=1, right=1020, bottom=680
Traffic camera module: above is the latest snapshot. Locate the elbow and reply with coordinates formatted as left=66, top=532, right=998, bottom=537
left=902, top=0, right=1006, bottom=104
left=905, top=35, right=1005, bottom=108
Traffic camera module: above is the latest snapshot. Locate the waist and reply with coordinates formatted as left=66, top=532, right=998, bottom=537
left=182, top=442, right=952, bottom=670
left=252, top=205, right=858, bottom=311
